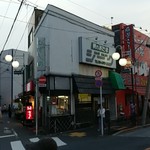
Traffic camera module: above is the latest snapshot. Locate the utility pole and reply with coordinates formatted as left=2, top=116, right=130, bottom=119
left=142, top=69, right=150, bottom=126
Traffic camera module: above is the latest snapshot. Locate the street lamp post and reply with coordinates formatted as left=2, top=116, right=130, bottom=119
left=5, top=51, right=20, bottom=107
left=112, top=49, right=135, bottom=97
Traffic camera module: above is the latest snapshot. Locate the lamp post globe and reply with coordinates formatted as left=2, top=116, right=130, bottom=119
left=119, top=58, right=127, bottom=66
left=112, top=52, right=120, bottom=60
left=5, top=55, right=13, bottom=62
left=12, top=60, right=19, bottom=68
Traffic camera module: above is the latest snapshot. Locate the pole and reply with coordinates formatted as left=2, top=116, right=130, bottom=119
left=131, top=67, right=134, bottom=103
left=142, top=69, right=150, bottom=125
left=35, top=79, right=38, bottom=135
left=100, top=85, right=103, bottom=136
left=11, top=50, right=13, bottom=107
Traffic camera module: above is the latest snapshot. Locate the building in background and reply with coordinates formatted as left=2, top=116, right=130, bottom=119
left=112, top=23, right=150, bottom=119
left=27, top=5, right=125, bottom=133
left=0, top=49, right=28, bottom=110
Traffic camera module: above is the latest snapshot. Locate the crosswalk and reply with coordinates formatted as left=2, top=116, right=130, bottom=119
left=10, top=137, right=67, bottom=150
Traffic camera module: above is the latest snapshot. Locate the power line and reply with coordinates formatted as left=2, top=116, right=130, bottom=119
left=1, top=0, right=25, bottom=53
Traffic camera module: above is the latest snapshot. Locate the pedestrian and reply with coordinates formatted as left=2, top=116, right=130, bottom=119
left=25, top=137, right=58, bottom=150
left=8, top=104, right=12, bottom=118
left=97, top=104, right=106, bottom=132
left=130, top=101, right=136, bottom=126
left=105, top=109, right=110, bottom=134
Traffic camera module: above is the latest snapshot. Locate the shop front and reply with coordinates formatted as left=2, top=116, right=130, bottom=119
left=44, top=75, right=74, bottom=133
left=40, top=73, right=117, bottom=133
left=115, top=73, right=147, bottom=120
left=73, top=74, right=116, bottom=127
left=14, top=81, right=35, bottom=125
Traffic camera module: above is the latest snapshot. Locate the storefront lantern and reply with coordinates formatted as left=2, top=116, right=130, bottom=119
left=26, top=106, right=33, bottom=120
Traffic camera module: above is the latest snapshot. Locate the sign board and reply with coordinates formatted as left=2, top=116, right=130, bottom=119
left=14, top=70, right=22, bottom=74
left=26, top=106, right=33, bottom=120
left=95, top=70, right=102, bottom=87
left=95, top=80, right=103, bottom=87
left=95, top=70, right=102, bottom=77
left=38, top=76, right=47, bottom=87
left=78, top=37, right=116, bottom=69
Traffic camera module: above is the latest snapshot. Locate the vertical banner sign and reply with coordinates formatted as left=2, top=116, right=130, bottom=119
left=123, top=24, right=135, bottom=60
left=26, top=106, right=33, bottom=120
left=37, top=37, right=46, bottom=71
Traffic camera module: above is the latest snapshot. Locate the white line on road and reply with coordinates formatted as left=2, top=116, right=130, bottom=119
left=11, top=140, right=25, bottom=150
left=52, top=137, right=67, bottom=146
left=0, top=134, right=15, bottom=139
left=29, top=137, right=40, bottom=142
left=29, top=137, right=67, bottom=147
left=12, top=128, right=18, bottom=137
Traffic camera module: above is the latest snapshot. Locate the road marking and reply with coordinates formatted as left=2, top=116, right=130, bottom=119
left=12, top=129, right=18, bottom=137
left=29, top=137, right=67, bottom=147
left=52, top=137, right=67, bottom=146
left=11, top=140, right=25, bottom=150
left=9, top=137, right=66, bottom=149
left=29, top=137, right=39, bottom=142
left=0, top=134, right=15, bottom=139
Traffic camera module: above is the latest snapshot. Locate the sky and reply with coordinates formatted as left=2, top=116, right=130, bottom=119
left=0, top=0, right=150, bottom=52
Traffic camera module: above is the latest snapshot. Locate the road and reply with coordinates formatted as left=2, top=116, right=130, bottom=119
left=1, top=113, right=150, bottom=150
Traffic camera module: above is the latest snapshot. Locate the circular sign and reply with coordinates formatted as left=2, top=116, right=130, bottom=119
left=39, top=76, right=46, bottom=84
left=95, top=70, right=102, bottom=77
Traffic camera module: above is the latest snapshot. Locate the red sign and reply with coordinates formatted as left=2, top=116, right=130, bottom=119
left=39, top=76, right=46, bottom=84
left=95, top=70, right=102, bottom=87
left=26, top=81, right=34, bottom=92
left=95, top=70, right=102, bottom=77
left=38, top=76, right=47, bottom=87
left=26, top=106, right=33, bottom=120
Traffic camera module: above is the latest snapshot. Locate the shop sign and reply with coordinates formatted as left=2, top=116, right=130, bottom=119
left=78, top=37, right=116, bottom=69
left=26, top=106, right=33, bottom=120
left=26, top=81, right=34, bottom=92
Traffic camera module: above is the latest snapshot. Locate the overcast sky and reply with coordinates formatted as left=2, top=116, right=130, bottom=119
left=0, top=0, right=150, bottom=52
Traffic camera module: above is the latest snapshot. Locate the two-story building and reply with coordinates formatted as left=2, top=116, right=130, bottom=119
left=27, top=5, right=125, bottom=133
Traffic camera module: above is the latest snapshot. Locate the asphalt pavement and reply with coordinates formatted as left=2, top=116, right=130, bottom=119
left=0, top=111, right=149, bottom=138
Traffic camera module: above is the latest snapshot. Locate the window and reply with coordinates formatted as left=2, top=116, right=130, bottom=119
left=47, top=95, right=69, bottom=115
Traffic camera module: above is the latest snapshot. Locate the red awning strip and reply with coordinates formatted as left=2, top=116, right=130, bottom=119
left=126, top=86, right=146, bottom=95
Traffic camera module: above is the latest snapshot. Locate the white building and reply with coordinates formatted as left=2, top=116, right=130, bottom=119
left=0, top=49, right=28, bottom=108
left=27, top=5, right=123, bottom=132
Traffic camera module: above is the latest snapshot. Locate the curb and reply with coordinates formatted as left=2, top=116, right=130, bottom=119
left=112, top=124, right=150, bottom=136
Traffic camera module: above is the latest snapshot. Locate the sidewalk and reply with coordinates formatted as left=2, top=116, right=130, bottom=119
left=0, top=112, right=149, bottom=137
left=0, top=112, right=36, bottom=137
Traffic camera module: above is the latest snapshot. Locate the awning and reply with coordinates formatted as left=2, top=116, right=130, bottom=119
left=109, top=71, right=125, bottom=90
left=73, top=75, right=115, bottom=94
left=126, top=86, right=146, bottom=95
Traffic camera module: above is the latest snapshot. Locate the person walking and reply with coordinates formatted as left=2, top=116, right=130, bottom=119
left=130, top=101, right=136, bottom=126
left=25, top=137, right=58, bottom=150
left=97, top=104, right=106, bottom=133
left=8, top=104, right=12, bottom=118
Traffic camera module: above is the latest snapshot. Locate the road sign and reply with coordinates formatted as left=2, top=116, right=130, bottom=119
left=95, top=70, right=102, bottom=78
left=38, top=76, right=46, bottom=84
left=38, top=76, right=47, bottom=87
left=95, top=80, right=103, bottom=87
